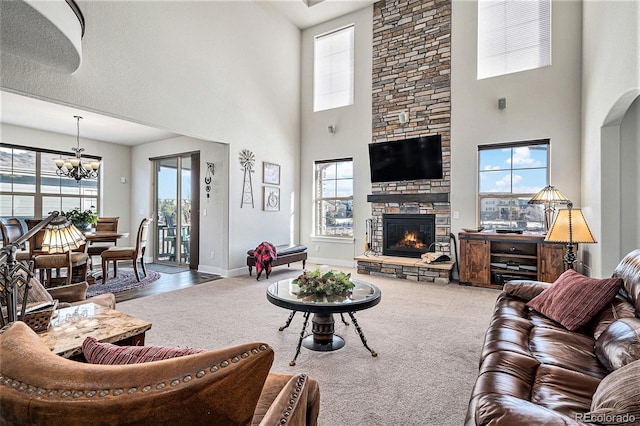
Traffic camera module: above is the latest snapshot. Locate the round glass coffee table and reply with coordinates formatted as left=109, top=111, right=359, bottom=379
left=267, top=278, right=381, bottom=366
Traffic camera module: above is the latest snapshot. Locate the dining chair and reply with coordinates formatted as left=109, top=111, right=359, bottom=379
left=25, top=219, right=89, bottom=287
left=101, top=217, right=152, bottom=284
left=87, top=217, right=119, bottom=269
left=0, top=218, right=30, bottom=261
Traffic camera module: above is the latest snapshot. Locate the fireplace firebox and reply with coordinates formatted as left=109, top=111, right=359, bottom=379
left=382, top=214, right=436, bottom=258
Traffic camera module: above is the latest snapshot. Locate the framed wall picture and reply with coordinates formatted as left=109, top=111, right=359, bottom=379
left=263, top=162, right=280, bottom=185
left=263, top=185, right=280, bottom=211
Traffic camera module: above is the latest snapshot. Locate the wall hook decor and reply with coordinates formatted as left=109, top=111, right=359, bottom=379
left=204, top=162, right=215, bottom=199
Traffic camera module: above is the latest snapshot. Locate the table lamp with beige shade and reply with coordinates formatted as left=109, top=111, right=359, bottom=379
left=544, top=202, right=597, bottom=270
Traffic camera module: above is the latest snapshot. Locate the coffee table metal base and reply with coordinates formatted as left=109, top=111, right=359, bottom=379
left=302, top=334, right=345, bottom=351
left=302, top=312, right=345, bottom=352
left=286, top=311, right=376, bottom=366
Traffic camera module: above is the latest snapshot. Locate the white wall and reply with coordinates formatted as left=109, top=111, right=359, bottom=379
left=130, top=136, right=228, bottom=275
left=0, top=123, right=133, bottom=244
left=1, top=1, right=301, bottom=274
left=451, top=0, right=583, bottom=257
left=619, top=97, right=639, bottom=254
left=582, top=0, right=640, bottom=276
left=300, top=6, right=373, bottom=268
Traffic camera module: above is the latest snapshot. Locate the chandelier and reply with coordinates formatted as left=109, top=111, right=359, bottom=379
left=53, top=116, right=100, bottom=181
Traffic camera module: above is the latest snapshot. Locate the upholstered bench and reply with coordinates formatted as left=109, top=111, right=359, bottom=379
left=247, top=244, right=308, bottom=278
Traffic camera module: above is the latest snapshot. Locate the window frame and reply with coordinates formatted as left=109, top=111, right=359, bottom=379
left=0, top=143, right=101, bottom=219
left=313, top=158, right=354, bottom=239
left=477, top=0, right=552, bottom=80
left=477, top=139, right=550, bottom=231
left=313, top=24, right=355, bottom=112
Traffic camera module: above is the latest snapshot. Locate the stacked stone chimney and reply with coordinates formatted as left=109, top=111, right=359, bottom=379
left=370, top=0, right=452, bottom=255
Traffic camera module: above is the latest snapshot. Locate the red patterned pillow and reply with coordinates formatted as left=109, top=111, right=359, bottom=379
left=527, top=269, right=622, bottom=331
left=82, top=336, right=205, bottom=365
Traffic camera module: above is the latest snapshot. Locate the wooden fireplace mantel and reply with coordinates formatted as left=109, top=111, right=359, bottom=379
left=366, top=193, right=450, bottom=203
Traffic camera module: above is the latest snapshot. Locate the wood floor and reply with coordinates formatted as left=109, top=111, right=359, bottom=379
left=114, top=268, right=219, bottom=303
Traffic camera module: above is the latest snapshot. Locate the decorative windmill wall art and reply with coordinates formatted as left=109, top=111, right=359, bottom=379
left=239, top=149, right=255, bottom=208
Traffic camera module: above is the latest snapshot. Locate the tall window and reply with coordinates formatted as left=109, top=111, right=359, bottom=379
left=478, top=140, right=549, bottom=231
left=314, top=159, right=353, bottom=238
left=0, top=144, right=100, bottom=219
left=314, top=24, right=355, bottom=112
left=477, top=0, right=551, bottom=79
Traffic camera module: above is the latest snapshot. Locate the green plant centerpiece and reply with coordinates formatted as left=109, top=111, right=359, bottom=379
left=293, top=268, right=354, bottom=296
left=60, top=208, right=98, bottom=230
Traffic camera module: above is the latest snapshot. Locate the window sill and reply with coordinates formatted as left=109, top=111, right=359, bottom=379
left=311, top=236, right=354, bottom=244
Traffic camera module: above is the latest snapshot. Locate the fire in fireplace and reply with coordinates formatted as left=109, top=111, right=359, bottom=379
left=382, top=214, right=436, bottom=258
left=395, top=231, right=427, bottom=249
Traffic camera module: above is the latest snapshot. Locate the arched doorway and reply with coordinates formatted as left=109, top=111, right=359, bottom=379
left=600, top=91, right=640, bottom=272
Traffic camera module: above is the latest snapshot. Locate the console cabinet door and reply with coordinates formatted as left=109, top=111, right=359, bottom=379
left=460, top=238, right=490, bottom=285
left=539, top=242, right=567, bottom=283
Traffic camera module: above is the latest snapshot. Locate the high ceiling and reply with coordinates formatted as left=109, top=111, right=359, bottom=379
left=0, top=0, right=375, bottom=145
left=261, top=0, right=375, bottom=29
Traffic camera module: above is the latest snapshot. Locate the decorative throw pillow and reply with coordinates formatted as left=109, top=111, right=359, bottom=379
left=526, top=269, right=622, bottom=331
left=595, top=318, right=640, bottom=371
left=586, top=360, right=640, bottom=424
left=82, top=336, right=205, bottom=365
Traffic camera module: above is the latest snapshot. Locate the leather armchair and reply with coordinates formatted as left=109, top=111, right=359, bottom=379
left=0, top=322, right=320, bottom=426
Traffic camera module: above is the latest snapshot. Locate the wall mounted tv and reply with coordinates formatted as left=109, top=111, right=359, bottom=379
left=368, top=135, right=443, bottom=183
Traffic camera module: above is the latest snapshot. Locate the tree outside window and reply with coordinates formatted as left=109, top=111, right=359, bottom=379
left=314, top=159, right=353, bottom=238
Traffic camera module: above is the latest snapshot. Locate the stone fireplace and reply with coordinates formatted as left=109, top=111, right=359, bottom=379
left=369, top=0, right=452, bottom=258
left=382, top=214, right=435, bottom=258
left=355, top=0, right=452, bottom=283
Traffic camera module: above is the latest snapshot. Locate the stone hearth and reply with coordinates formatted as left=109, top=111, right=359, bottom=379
left=355, top=255, right=454, bottom=284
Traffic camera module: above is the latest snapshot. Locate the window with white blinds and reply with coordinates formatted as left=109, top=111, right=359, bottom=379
left=314, top=25, right=354, bottom=112
left=477, top=0, right=551, bottom=80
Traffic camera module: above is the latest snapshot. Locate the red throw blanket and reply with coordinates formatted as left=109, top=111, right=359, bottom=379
left=254, top=242, right=277, bottom=280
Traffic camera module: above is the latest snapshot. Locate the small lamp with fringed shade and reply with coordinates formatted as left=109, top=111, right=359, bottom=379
left=41, top=217, right=86, bottom=254
left=544, top=202, right=597, bottom=270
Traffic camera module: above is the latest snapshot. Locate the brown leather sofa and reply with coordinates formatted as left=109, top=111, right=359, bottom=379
left=0, top=321, right=320, bottom=425
left=465, top=249, right=640, bottom=425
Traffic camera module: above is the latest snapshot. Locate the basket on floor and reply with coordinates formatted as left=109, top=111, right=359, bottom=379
left=3, top=300, right=58, bottom=333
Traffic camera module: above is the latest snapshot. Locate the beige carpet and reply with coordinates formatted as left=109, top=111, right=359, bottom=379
left=118, top=265, right=500, bottom=426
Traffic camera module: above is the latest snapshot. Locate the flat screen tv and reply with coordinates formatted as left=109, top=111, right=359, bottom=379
left=368, top=135, right=443, bottom=183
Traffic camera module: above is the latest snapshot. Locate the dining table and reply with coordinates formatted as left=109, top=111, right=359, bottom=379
left=84, top=231, right=129, bottom=243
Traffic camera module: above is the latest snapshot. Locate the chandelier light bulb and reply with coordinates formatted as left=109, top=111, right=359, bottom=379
left=52, top=116, right=100, bottom=181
